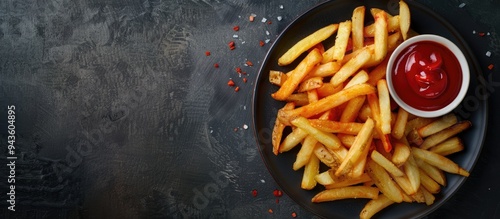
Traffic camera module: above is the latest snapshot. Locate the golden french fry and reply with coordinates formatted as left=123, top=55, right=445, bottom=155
left=272, top=49, right=323, bottom=101
left=350, top=139, right=371, bottom=178
left=312, top=186, right=379, bottom=203
left=357, top=102, right=372, bottom=122
left=367, top=57, right=389, bottom=86
left=392, top=174, right=416, bottom=196
left=404, top=117, right=436, bottom=136
left=308, top=119, right=364, bottom=135
left=399, top=0, right=411, bottom=40
left=302, top=154, right=320, bottom=190
left=364, top=14, right=400, bottom=37
left=391, top=141, right=411, bottom=167
left=407, top=129, right=424, bottom=146
left=340, top=96, right=366, bottom=123
left=278, top=84, right=376, bottom=125
left=269, top=70, right=288, bottom=86
left=429, top=137, right=464, bottom=156
left=392, top=107, right=409, bottom=139
left=388, top=31, right=403, bottom=51
left=314, top=143, right=342, bottom=168
left=338, top=134, right=356, bottom=148
left=323, top=21, right=352, bottom=63
left=351, top=6, right=366, bottom=52
left=291, top=117, right=343, bottom=149
left=367, top=93, right=392, bottom=152
left=298, top=77, right=323, bottom=92
left=315, top=170, right=335, bottom=186
left=307, top=89, right=319, bottom=103
left=421, top=186, right=436, bottom=205
left=316, top=83, right=343, bottom=98
left=345, top=70, right=370, bottom=89
left=366, top=159, right=404, bottom=203
left=365, top=11, right=388, bottom=67
left=417, top=113, right=458, bottom=138
left=278, top=24, right=338, bottom=66
left=325, top=173, right=372, bottom=189
left=420, top=120, right=472, bottom=150
left=370, top=8, right=391, bottom=18
left=336, top=118, right=374, bottom=176
left=410, top=188, right=426, bottom=203
left=418, top=168, right=441, bottom=194
left=377, top=79, right=392, bottom=135
left=272, top=102, right=295, bottom=155
left=279, top=127, right=308, bottom=153
left=412, top=147, right=470, bottom=177
left=330, top=47, right=373, bottom=87
left=285, top=93, right=309, bottom=106
left=415, top=156, right=446, bottom=186
left=293, top=135, right=317, bottom=170
left=360, top=194, right=395, bottom=219
left=305, top=61, right=342, bottom=79
left=371, top=150, right=405, bottom=177
left=404, top=154, right=420, bottom=193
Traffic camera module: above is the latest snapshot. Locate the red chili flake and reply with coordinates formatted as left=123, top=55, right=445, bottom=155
left=235, top=67, right=242, bottom=73
left=233, top=25, right=240, bottom=31
left=234, top=86, right=240, bottom=92
left=479, top=32, right=486, bottom=37
left=205, top=51, right=211, bottom=56
left=249, top=15, right=255, bottom=22
left=273, top=189, right=283, bottom=197
left=243, top=78, right=248, bottom=83
left=259, top=40, right=265, bottom=47
left=228, top=41, right=236, bottom=50
left=275, top=198, right=279, bottom=204
left=488, top=64, right=494, bottom=70
left=227, top=79, right=235, bottom=87
left=234, top=127, right=238, bottom=132
left=251, top=189, right=258, bottom=197
left=246, top=60, right=253, bottom=66
left=267, top=21, right=272, bottom=25
left=291, top=212, right=297, bottom=218
left=268, top=209, right=273, bottom=214
left=214, top=63, right=219, bottom=68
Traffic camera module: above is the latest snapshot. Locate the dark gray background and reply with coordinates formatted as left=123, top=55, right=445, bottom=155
left=0, top=0, right=499, bottom=218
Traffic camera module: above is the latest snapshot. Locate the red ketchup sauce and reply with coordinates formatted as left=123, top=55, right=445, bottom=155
left=391, top=41, right=462, bottom=111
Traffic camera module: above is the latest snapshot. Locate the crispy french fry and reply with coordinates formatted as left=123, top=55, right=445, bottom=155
left=330, top=47, right=373, bottom=87
left=429, top=137, right=464, bottom=156
left=366, top=159, right=404, bottom=203
left=371, top=150, right=405, bottom=177
left=367, top=57, right=389, bottom=86
left=392, top=174, right=416, bottom=196
left=345, top=70, right=369, bottom=89
left=421, top=186, right=436, bottom=205
left=351, top=6, right=365, bottom=52
left=291, top=117, right=343, bottom=149
left=298, top=77, right=323, bottom=92
left=325, top=173, right=372, bottom=189
left=302, top=154, right=320, bottom=190
left=307, top=89, right=319, bottom=103
left=407, top=129, right=424, bottom=146
left=415, top=156, right=446, bottom=186
left=410, top=188, right=426, bottom=203
left=279, top=127, right=308, bottom=153
left=388, top=31, right=403, bottom=51
left=392, top=141, right=411, bottom=167
left=417, top=113, right=458, bottom=138
left=399, top=0, right=411, bottom=40
left=305, top=61, right=342, bottom=79
left=323, top=21, right=352, bottom=63
left=293, top=135, right=317, bottom=170
left=377, top=79, right=392, bottom=135
left=315, top=170, right=335, bottom=186
left=412, top=147, right=470, bottom=177
left=278, top=84, right=376, bottom=125
left=308, top=119, right=364, bottom=135
left=269, top=70, right=288, bottom=86
left=392, top=107, right=409, bottom=139
left=350, top=138, right=372, bottom=178
left=278, top=24, right=338, bottom=66
left=367, top=93, right=392, bottom=152
left=272, top=102, right=295, bottom=155
left=336, top=118, right=374, bottom=176
left=360, top=194, right=395, bottom=219
left=312, top=186, right=379, bottom=203
left=314, top=143, right=342, bottom=168
left=420, top=120, right=471, bottom=150
left=340, top=96, right=366, bottom=123
left=365, top=11, right=388, bottom=67
left=364, top=15, right=400, bottom=37
left=418, top=168, right=441, bottom=194
left=404, top=117, right=436, bottom=136
left=316, top=83, right=343, bottom=98
left=338, top=134, right=356, bottom=148
left=272, top=49, right=323, bottom=100
left=404, top=154, right=420, bottom=193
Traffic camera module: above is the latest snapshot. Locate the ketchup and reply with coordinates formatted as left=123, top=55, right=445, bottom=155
left=391, top=41, right=462, bottom=111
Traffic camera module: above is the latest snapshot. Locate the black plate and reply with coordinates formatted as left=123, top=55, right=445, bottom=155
left=252, top=0, right=487, bottom=218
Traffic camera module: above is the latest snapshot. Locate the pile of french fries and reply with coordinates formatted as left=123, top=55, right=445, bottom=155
left=269, top=1, right=472, bottom=218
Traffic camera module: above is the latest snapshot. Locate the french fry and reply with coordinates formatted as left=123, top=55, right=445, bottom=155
left=330, top=47, right=373, bottom=87
left=269, top=70, right=288, bottom=86
left=307, top=89, right=319, bottom=103
left=350, top=138, right=372, bottom=178
left=367, top=57, right=389, bottom=86
left=399, top=0, right=411, bottom=40
left=312, top=186, right=379, bottom=203
left=365, top=11, right=388, bottom=67
left=298, top=76, right=323, bottom=92
left=278, top=24, right=338, bottom=66
left=314, top=143, right=342, bottom=168
left=336, top=118, right=374, bottom=176
left=420, top=120, right=472, bottom=150
left=377, top=79, right=392, bottom=135
left=345, top=70, right=370, bottom=89
left=367, top=93, right=392, bottom=152
left=293, top=135, right=317, bottom=170
left=407, top=129, right=424, bottom=146
left=415, top=156, right=446, bottom=186
left=371, top=150, right=405, bottom=177
left=291, top=117, right=343, bottom=150
left=403, top=154, right=420, bottom=194
left=418, top=168, right=441, bottom=194
left=392, top=174, right=416, bottom=196
left=421, top=186, right=436, bottom=205
left=302, top=154, right=320, bottom=190
left=412, top=147, right=470, bottom=177
left=316, top=83, right=343, bottom=98
left=272, top=49, right=323, bottom=101
left=308, top=119, right=364, bottom=135
left=305, top=61, right=342, bottom=79
left=392, top=107, right=409, bottom=139
left=278, top=84, right=376, bottom=125
left=391, top=141, right=411, bottom=167
left=340, top=96, right=366, bottom=123
left=404, top=117, right=436, bottom=136
left=410, top=188, right=426, bottom=203
left=360, top=194, right=395, bottom=219
left=323, top=21, right=352, bottom=63
left=366, top=159, right=404, bottom=203
left=351, top=6, right=365, bottom=52
left=429, top=137, right=464, bottom=156
left=364, top=15, right=400, bottom=37
left=272, top=102, right=295, bottom=155
left=279, top=127, right=308, bottom=153
left=417, top=113, right=458, bottom=138
left=388, top=31, right=403, bottom=51
left=325, top=173, right=372, bottom=189
left=338, top=134, right=356, bottom=148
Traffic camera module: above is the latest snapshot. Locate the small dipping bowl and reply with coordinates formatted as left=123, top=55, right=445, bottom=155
left=386, top=34, right=470, bottom=118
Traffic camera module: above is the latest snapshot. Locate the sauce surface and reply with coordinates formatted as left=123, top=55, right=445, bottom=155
left=391, top=41, right=462, bottom=111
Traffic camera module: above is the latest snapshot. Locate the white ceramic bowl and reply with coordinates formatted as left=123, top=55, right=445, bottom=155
left=386, top=34, right=470, bottom=118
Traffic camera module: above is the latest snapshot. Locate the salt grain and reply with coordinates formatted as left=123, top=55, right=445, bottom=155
left=266, top=30, right=270, bottom=36
left=277, top=16, right=283, bottom=21
left=279, top=5, right=284, bottom=9
left=243, top=124, right=248, bottom=129
left=486, top=51, right=492, bottom=57
left=233, top=34, right=239, bottom=38
left=459, top=3, right=466, bottom=8
left=261, top=17, right=267, bottom=23
left=265, top=39, right=271, bottom=43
